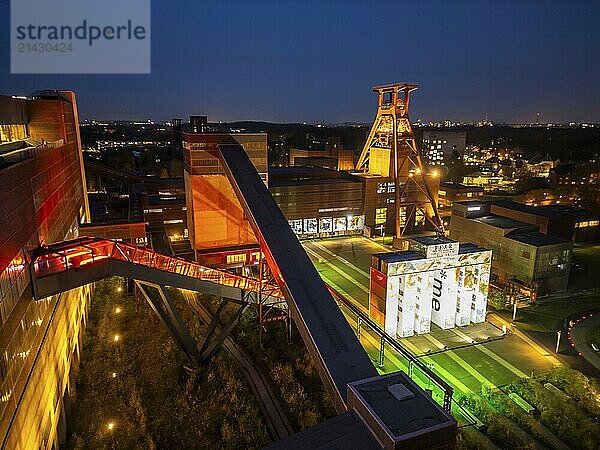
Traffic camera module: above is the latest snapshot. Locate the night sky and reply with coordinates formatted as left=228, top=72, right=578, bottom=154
left=1, top=0, right=599, bottom=123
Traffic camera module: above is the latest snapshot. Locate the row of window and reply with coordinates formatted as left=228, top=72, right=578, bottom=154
left=289, top=215, right=364, bottom=235
left=576, top=220, right=599, bottom=228
left=0, top=124, right=27, bottom=144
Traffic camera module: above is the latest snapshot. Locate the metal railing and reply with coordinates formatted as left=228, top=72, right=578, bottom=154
left=31, top=237, right=454, bottom=411
left=327, top=284, right=454, bottom=412
left=31, top=236, right=284, bottom=298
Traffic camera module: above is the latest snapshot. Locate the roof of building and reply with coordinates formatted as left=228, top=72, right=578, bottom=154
left=372, top=242, right=488, bottom=263
left=526, top=153, right=554, bottom=164
left=550, top=164, right=575, bottom=175
left=454, top=200, right=487, bottom=207
left=269, top=166, right=337, bottom=177
left=411, top=235, right=455, bottom=246
left=264, top=411, right=380, bottom=450
left=373, top=251, right=424, bottom=263
left=506, top=231, right=569, bottom=247
left=439, top=181, right=484, bottom=191
left=471, top=214, right=534, bottom=230
left=459, top=242, right=490, bottom=254
left=348, top=372, right=455, bottom=439
left=492, top=200, right=595, bottom=219
left=269, top=166, right=361, bottom=187
left=294, top=156, right=337, bottom=161
left=464, top=171, right=502, bottom=178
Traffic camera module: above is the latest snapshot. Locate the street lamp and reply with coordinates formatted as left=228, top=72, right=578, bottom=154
left=113, top=334, right=120, bottom=343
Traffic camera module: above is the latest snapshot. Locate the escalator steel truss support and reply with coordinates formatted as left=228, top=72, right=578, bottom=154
left=199, top=302, right=249, bottom=361
left=134, top=281, right=203, bottom=366
left=258, top=250, right=289, bottom=347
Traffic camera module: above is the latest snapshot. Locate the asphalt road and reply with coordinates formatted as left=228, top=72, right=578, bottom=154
left=302, top=236, right=559, bottom=399
left=570, top=314, right=600, bottom=371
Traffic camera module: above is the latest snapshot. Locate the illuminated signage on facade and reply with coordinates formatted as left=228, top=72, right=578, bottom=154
left=288, top=215, right=365, bottom=237
left=369, top=238, right=491, bottom=338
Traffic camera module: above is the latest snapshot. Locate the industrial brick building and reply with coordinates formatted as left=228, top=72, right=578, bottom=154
left=450, top=201, right=572, bottom=294
left=269, top=167, right=364, bottom=239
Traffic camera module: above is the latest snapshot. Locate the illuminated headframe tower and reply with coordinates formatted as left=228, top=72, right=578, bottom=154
left=357, top=83, right=443, bottom=245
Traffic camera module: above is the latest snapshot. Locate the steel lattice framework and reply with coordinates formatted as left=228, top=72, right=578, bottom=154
left=356, top=83, right=444, bottom=239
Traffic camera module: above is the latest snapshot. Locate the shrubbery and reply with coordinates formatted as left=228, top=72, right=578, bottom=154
left=67, top=278, right=270, bottom=449
left=508, top=376, right=600, bottom=449
left=456, top=393, right=536, bottom=449
left=229, top=302, right=336, bottom=431
left=589, top=324, right=600, bottom=347
left=535, top=366, right=600, bottom=421
left=488, top=290, right=508, bottom=311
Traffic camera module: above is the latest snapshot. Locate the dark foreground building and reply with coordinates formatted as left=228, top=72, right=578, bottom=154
left=0, top=91, right=90, bottom=449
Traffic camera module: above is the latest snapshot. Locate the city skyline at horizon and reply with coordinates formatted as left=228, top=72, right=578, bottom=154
left=1, top=1, right=599, bottom=124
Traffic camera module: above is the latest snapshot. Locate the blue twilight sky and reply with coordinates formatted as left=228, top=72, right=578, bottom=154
left=0, top=0, right=599, bottom=124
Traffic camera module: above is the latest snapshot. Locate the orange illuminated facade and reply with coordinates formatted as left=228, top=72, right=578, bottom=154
left=0, top=91, right=89, bottom=449
left=355, top=84, right=443, bottom=243
left=182, top=119, right=267, bottom=257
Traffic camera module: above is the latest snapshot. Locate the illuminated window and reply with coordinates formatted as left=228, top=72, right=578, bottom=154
left=319, top=218, right=333, bottom=233
left=333, top=217, right=347, bottom=231
left=0, top=124, right=27, bottom=143
left=466, top=192, right=473, bottom=198
left=590, top=220, right=599, bottom=227
left=375, top=208, right=387, bottom=225
left=303, top=218, right=317, bottom=233
left=192, top=159, right=219, bottom=167
left=226, top=253, right=246, bottom=264
left=377, top=183, right=386, bottom=194
left=415, top=209, right=425, bottom=227
left=438, top=190, right=446, bottom=196
left=399, top=207, right=406, bottom=227
left=289, top=220, right=303, bottom=234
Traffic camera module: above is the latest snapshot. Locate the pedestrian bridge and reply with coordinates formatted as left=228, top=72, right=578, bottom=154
left=31, top=236, right=284, bottom=306
left=30, top=144, right=456, bottom=449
